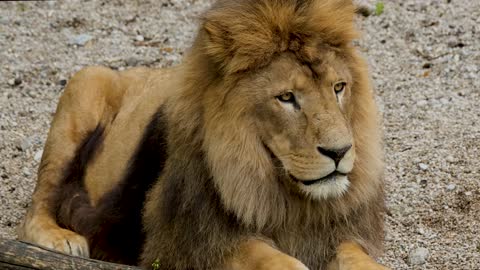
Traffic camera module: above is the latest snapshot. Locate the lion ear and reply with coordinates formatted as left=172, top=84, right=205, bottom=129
left=203, top=18, right=240, bottom=73
left=202, top=3, right=287, bottom=75
left=201, top=0, right=358, bottom=75
left=203, top=14, right=278, bottom=75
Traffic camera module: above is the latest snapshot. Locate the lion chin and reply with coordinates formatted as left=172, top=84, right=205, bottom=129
left=266, top=142, right=355, bottom=200
left=290, top=172, right=351, bottom=200
left=18, top=0, right=389, bottom=270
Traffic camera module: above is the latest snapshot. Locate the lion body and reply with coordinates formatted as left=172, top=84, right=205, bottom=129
left=19, top=1, right=388, bottom=269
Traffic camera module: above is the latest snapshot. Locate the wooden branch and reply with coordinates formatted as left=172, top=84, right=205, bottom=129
left=0, top=238, right=142, bottom=270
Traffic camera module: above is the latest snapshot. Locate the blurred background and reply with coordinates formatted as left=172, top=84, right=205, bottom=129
left=0, top=1, right=478, bottom=269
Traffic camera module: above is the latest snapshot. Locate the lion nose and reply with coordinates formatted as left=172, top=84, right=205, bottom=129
left=317, top=145, right=352, bottom=166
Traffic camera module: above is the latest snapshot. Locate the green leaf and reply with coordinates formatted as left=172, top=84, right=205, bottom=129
left=152, top=259, right=160, bottom=270
left=375, top=2, right=385, bottom=16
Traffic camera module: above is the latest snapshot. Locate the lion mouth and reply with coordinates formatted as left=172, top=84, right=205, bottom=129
left=263, top=143, right=347, bottom=187
left=289, top=171, right=347, bottom=186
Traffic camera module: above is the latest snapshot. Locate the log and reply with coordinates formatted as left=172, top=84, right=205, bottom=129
left=0, top=238, right=142, bottom=270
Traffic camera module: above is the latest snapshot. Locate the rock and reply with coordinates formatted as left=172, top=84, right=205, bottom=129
left=27, top=90, right=37, bottom=98
left=356, top=5, right=373, bottom=17
left=8, top=77, right=22, bottom=86
left=135, top=35, right=144, bottom=42
left=419, top=163, right=429, bottom=171
left=422, top=63, right=432, bottom=69
left=408, top=247, right=429, bottom=265
left=446, top=155, right=456, bottom=163
left=16, top=138, right=31, bottom=152
left=34, top=150, right=43, bottom=162
left=124, top=15, right=137, bottom=24
left=391, top=205, right=413, bottom=216
left=59, top=79, right=67, bottom=86
left=419, top=179, right=428, bottom=187
left=465, top=191, right=472, bottom=196
left=416, top=100, right=428, bottom=107
left=446, top=184, right=456, bottom=191
left=69, top=34, right=93, bottom=46
left=447, top=41, right=465, bottom=48
left=125, top=57, right=140, bottom=67
left=22, top=168, right=31, bottom=177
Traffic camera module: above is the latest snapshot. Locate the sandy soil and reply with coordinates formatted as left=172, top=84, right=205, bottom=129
left=0, top=1, right=479, bottom=269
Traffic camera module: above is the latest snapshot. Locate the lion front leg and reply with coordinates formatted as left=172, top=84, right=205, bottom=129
left=327, top=242, right=390, bottom=270
left=225, top=239, right=309, bottom=270
left=18, top=66, right=126, bottom=257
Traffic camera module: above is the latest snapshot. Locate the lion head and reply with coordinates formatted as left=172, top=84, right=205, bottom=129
left=167, top=0, right=383, bottom=230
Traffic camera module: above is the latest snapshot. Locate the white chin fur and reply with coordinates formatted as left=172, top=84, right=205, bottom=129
left=298, top=175, right=350, bottom=200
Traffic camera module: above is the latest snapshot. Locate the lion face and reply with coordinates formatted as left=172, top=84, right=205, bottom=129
left=239, top=53, right=355, bottom=200
left=200, top=0, right=379, bottom=216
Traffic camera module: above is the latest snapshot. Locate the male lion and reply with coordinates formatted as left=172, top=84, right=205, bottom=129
left=18, top=0, right=389, bottom=269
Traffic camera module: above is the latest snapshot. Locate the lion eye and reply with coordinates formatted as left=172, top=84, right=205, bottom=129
left=334, top=82, right=346, bottom=94
left=277, top=92, right=295, bottom=103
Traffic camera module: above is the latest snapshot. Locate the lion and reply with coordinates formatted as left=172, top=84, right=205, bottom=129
left=18, top=0, right=389, bottom=269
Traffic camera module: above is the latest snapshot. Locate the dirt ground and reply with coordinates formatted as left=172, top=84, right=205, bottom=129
left=0, top=1, right=479, bottom=269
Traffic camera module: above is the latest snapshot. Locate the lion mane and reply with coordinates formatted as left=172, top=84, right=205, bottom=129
left=141, top=0, right=384, bottom=269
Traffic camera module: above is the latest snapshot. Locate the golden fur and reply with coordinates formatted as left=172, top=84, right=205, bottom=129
left=19, top=0, right=389, bottom=269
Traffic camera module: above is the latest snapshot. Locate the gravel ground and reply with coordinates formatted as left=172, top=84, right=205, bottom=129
left=0, top=1, right=479, bottom=269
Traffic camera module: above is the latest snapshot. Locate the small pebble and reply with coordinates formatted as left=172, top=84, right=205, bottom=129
left=419, top=163, right=429, bottom=171
left=59, top=79, right=67, bottom=86
left=135, top=35, right=144, bottom=42
left=440, top=98, right=449, bottom=105
left=419, top=179, right=428, bottom=187
left=422, top=63, right=432, bottom=69
left=357, top=5, right=373, bottom=17
left=27, top=90, right=37, bottom=98
left=447, top=41, right=465, bottom=48
left=416, top=100, right=428, bottom=107
left=446, top=155, right=456, bottom=163
left=465, top=191, right=472, bottom=196
left=8, top=78, right=22, bottom=86
left=446, top=184, right=456, bottom=191
left=22, top=168, right=31, bottom=177
left=69, top=34, right=93, bottom=46
left=408, top=247, right=429, bottom=265
left=34, top=150, right=43, bottom=162
left=17, top=138, right=31, bottom=152
left=126, top=57, right=140, bottom=66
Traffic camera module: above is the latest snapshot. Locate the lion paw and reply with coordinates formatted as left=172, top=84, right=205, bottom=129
left=352, top=264, right=389, bottom=270
left=26, top=228, right=90, bottom=257
left=338, top=261, right=390, bottom=270
left=258, top=254, right=309, bottom=270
